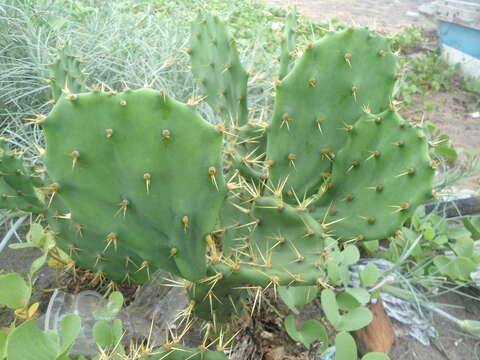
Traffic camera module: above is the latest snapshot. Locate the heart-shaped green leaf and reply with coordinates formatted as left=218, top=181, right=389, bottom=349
left=58, top=314, right=81, bottom=356
left=279, top=286, right=318, bottom=314
left=433, top=255, right=476, bottom=281
left=339, top=245, right=360, bottom=265
left=336, top=292, right=360, bottom=311
left=321, top=289, right=340, bottom=327
left=337, top=306, right=373, bottom=332
left=92, top=319, right=123, bottom=349
left=0, top=273, right=31, bottom=309
left=334, top=332, right=357, bottom=360
left=360, top=264, right=380, bottom=287
left=322, top=289, right=373, bottom=331
left=346, top=288, right=370, bottom=305
left=6, top=320, right=58, bottom=360
left=284, top=315, right=328, bottom=350
left=451, top=236, right=474, bottom=258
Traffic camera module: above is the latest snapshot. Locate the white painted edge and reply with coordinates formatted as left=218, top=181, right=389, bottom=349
left=442, top=44, right=480, bottom=79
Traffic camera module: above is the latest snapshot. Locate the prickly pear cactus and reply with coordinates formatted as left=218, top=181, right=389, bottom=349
left=189, top=13, right=248, bottom=127
left=48, top=42, right=86, bottom=102
left=310, top=110, right=435, bottom=241
left=0, top=139, right=44, bottom=213
left=266, top=28, right=399, bottom=201
left=42, top=88, right=226, bottom=282
left=2, top=13, right=435, bottom=341
left=183, top=20, right=434, bottom=322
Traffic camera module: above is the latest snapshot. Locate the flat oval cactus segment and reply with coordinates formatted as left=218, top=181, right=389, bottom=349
left=266, top=27, right=398, bottom=200
left=247, top=196, right=325, bottom=283
left=311, top=110, right=434, bottom=241
left=223, top=121, right=267, bottom=181
left=46, top=194, right=150, bottom=284
left=0, top=140, right=45, bottom=213
left=278, top=9, right=299, bottom=79
left=190, top=13, right=248, bottom=126
left=213, top=197, right=326, bottom=286
left=43, top=88, right=226, bottom=282
left=49, top=42, right=86, bottom=102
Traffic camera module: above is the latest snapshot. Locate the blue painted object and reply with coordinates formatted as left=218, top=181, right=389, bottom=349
left=320, top=346, right=336, bottom=360
left=438, top=20, right=480, bottom=60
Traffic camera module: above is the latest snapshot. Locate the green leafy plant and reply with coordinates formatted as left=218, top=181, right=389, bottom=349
left=390, top=26, right=423, bottom=53
left=335, top=331, right=389, bottom=360
left=284, top=314, right=328, bottom=352
left=463, top=75, right=480, bottom=94
left=424, top=121, right=457, bottom=163
left=321, top=289, right=373, bottom=332
left=279, top=285, right=318, bottom=315
left=0, top=224, right=53, bottom=321
left=0, top=290, right=132, bottom=360
left=396, top=51, right=457, bottom=105
left=91, top=291, right=125, bottom=359
left=382, top=206, right=480, bottom=283
left=4, top=315, right=81, bottom=360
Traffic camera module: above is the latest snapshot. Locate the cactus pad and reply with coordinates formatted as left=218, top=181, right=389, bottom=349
left=0, top=140, right=44, bottom=213
left=278, top=10, right=299, bottom=79
left=190, top=13, right=248, bottom=126
left=48, top=43, right=86, bottom=102
left=266, top=27, right=397, bottom=200
left=311, top=110, right=434, bottom=241
left=42, top=89, right=226, bottom=281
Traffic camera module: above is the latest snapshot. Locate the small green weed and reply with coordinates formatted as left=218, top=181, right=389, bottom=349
left=397, top=51, right=458, bottom=104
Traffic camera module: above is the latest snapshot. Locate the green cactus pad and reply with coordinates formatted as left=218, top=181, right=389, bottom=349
left=147, top=344, right=228, bottom=360
left=190, top=196, right=327, bottom=321
left=187, top=274, right=246, bottom=322
left=42, top=89, right=226, bottom=282
left=278, top=10, right=299, bottom=79
left=217, top=196, right=325, bottom=285
left=224, top=121, right=267, bottom=181
left=266, top=27, right=397, bottom=200
left=217, top=194, right=251, bottom=257
left=48, top=43, right=86, bottom=102
left=190, top=13, right=248, bottom=126
left=46, top=194, right=149, bottom=283
left=311, top=110, right=434, bottom=241
left=217, top=197, right=327, bottom=287
left=0, top=140, right=45, bottom=213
